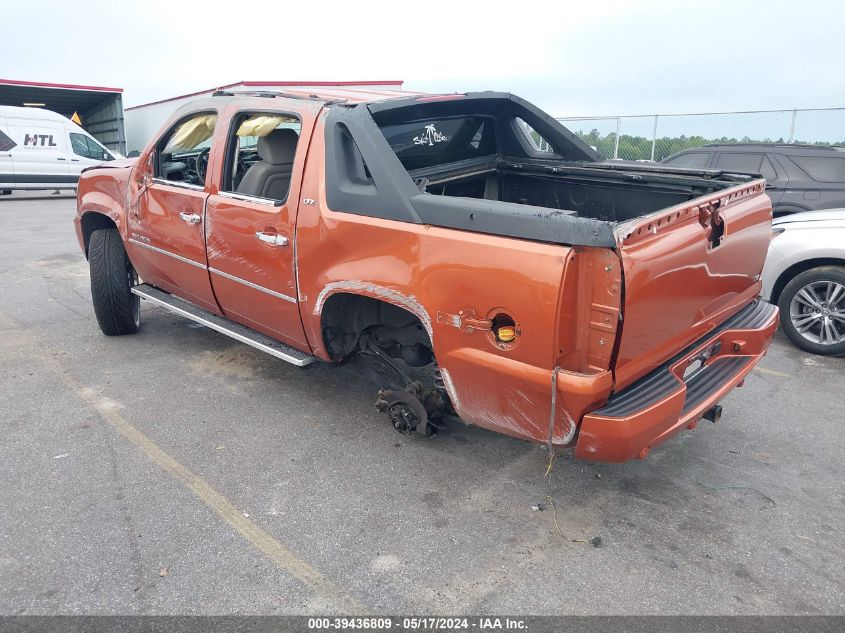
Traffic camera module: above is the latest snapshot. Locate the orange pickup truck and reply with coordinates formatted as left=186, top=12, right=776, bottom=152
left=74, top=89, right=778, bottom=462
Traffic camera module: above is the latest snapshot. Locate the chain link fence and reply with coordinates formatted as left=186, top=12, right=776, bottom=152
left=557, top=108, right=845, bottom=162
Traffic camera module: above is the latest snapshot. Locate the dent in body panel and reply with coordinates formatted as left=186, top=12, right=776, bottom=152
left=312, top=281, right=553, bottom=441
left=75, top=166, right=135, bottom=253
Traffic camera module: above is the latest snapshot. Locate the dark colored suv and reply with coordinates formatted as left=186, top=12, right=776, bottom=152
left=662, top=144, right=845, bottom=216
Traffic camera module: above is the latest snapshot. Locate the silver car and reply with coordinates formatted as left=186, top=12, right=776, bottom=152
left=762, top=209, right=845, bottom=355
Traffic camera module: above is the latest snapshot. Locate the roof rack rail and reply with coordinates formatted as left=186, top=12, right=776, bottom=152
left=210, top=89, right=348, bottom=105
left=211, top=89, right=310, bottom=100
left=702, top=142, right=844, bottom=150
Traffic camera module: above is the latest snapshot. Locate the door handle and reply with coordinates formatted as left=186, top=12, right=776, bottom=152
left=179, top=211, right=202, bottom=225
left=57, top=157, right=66, bottom=161
left=255, top=231, right=288, bottom=246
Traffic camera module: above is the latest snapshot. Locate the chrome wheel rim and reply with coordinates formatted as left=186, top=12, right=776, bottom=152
left=789, top=280, right=845, bottom=346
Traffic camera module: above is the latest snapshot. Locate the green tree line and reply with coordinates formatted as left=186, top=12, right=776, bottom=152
left=572, top=128, right=844, bottom=162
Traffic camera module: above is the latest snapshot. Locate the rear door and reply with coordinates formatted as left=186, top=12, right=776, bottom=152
left=4, top=118, right=71, bottom=188
left=0, top=117, right=14, bottom=188
left=714, top=151, right=784, bottom=206
left=613, top=181, right=772, bottom=389
left=779, top=152, right=845, bottom=212
left=204, top=109, right=310, bottom=347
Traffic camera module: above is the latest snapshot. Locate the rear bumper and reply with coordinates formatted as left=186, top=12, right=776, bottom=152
left=574, top=300, right=779, bottom=462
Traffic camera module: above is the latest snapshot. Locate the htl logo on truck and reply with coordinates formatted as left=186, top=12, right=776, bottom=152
left=24, top=133, right=57, bottom=147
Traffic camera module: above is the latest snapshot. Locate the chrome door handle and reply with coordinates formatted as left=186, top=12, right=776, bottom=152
left=255, top=231, right=288, bottom=246
left=179, top=212, right=202, bottom=225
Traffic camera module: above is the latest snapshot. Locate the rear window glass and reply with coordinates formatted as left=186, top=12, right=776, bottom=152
left=378, top=116, right=496, bottom=171
left=788, top=155, right=845, bottom=182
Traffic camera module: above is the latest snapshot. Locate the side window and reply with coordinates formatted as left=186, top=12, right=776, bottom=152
left=221, top=112, right=301, bottom=202
left=69, top=133, right=91, bottom=158
left=155, top=112, right=217, bottom=186
left=664, top=152, right=712, bottom=168
left=788, top=155, right=845, bottom=183
left=515, top=117, right=554, bottom=153
left=715, top=152, right=764, bottom=174
left=86, top=136, right=113, bottom=161
left=70, top=133, right=112, bottom=161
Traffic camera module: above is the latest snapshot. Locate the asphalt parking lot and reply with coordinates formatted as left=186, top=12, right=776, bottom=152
left=0, top=192, right=843, bottom=616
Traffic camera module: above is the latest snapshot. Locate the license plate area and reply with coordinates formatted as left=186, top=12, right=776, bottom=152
left=682, top=341, right=722, bottom=382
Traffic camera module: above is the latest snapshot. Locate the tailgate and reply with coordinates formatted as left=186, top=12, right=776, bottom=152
left=613, top=180, right=772, bottom=390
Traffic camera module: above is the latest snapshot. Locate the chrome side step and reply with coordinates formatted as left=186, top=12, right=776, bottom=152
left=131, top=284, right=316, bottom=367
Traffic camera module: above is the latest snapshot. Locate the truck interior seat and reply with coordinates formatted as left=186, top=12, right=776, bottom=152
left=237, top=128, right=298, bottom=200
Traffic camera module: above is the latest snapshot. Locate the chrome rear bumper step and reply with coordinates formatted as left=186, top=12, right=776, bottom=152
left=131, top=284, right=315, bottom=367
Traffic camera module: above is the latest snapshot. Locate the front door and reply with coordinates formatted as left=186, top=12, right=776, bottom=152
left=204, top=110, right=309, bottom=347
left=67, top=130, right=114, bottom=177
left=128, top=111, right=219, bottom=313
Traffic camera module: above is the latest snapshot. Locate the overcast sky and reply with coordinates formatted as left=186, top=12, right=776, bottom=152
left=2, top=0, right=843, bottom=117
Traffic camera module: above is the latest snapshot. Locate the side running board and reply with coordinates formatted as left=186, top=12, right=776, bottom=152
left=131, top=284, right=315, bottom=367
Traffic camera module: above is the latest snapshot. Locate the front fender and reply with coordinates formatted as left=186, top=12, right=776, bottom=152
left=75, top=166, right=133, bottom=255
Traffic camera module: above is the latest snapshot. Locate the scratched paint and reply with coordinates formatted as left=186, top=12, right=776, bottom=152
left=313, top=280, right=434, bottom=342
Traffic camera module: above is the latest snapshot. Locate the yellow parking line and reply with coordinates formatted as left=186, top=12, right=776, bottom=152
left=72, top=377, right=363, bottom=610
left=74, top=379, right=364, bottom=610
left=3, top=310, right=364, bottom=611
left=754, top=367, right=792, bottom=378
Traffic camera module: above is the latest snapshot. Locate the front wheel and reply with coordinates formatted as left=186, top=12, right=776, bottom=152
left=88, top=228, right=140, bottom=336
left=778, top=266, right=845, bottom=356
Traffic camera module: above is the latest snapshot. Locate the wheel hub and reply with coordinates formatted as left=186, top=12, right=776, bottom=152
left=375, top=388, right=430, bottom=436
left=388, top=403, right=419, bottom=434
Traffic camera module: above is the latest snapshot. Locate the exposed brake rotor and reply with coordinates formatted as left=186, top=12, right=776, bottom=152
left=375, top=388, right=434, bottom=436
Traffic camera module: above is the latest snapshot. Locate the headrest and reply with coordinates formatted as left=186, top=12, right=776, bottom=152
left=257, top=128, right=298, bottom=165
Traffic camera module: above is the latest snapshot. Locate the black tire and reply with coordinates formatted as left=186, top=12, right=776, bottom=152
left=88, top=228, right=140, bottom=336
left=777, top=265, right=845, bottom=356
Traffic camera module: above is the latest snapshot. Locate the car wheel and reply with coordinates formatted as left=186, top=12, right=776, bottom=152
left=88, top=227, right=140, bottom=336
left=778, top=266, right=845, bottom=356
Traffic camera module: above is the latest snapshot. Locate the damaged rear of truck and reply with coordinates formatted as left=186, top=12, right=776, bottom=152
left=75, top=89, right=778, bottom=462
left=303, top=92, right=778, bottom=461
